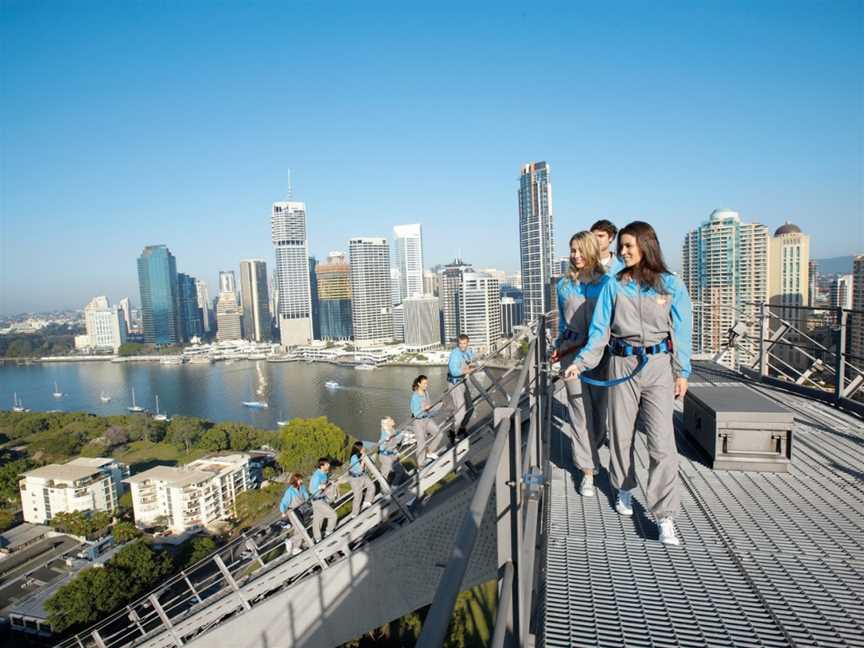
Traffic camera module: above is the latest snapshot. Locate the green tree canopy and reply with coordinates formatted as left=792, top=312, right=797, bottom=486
left=198, top=427, right=230, bottom=451
left=0, top=457, right=35, bottom=504
left=277, top=417, right=352, bottom=476
left=167, top=416, right=208, bottom=452
left=112, top=520, right=141, bottom=544
left=182, top=535, right=218, bottom=567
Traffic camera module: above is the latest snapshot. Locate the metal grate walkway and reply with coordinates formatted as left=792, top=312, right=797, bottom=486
left=541, top=362, right=864, bottom=647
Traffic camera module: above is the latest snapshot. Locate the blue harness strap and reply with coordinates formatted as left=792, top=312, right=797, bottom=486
left=573, top=338, right=671, bottom=388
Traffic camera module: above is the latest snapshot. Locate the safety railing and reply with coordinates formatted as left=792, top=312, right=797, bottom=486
left=418, top=314, right=548, bottom=648
left=691, top=301, right=864, bottom=411
left=53, top=330, right=531, bottom=648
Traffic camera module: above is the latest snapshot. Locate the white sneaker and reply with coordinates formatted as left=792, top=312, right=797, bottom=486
left=580, top=475, right=595, bottom=497
left=361, top=502, right=372, bottom=511
left=658, top=518, right=680, bottom=546
left=291, top=546, right=302, bottom=556
left=427, top=452, right=439, bottom=461
left=615, top=490, right=633, bottom=516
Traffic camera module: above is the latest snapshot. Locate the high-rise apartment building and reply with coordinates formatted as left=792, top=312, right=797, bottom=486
left=316, top=252, right=353, bottom=340
left=831, top=274, right=853, bottom=310
left=77, top=296, right=127, bottom=351
left=390, top=267, right=402, bottom=306
left=682, top=210, right=769, bottom=363
left=349, top=238, right=393, bottom=346
left=393, top=224, right=424, bottom=301
left=239, top=260, right=270, bottom=342
left=195, top=279, right=212, bottom=333
left=126, top=454, right=251, bottom=534
left=459, top=272, right=502, bottom=353
left=272, top=201, right=313, bottom=346
left=439, top=258, right=473, bottom=343
left=769, top=222, right=810, bottom=318
left=808, top=260, right=818, bottom=307
left=404, top=295, right=440, bottom=351
left=137, top=245, right=181, bottom=344
left=178, top=273, right=204, bottom=341
left=518, top=161, right=554, bottom=323
left=850, top=256, right=864, bottom=367
left=20, top=458, right=129, bottom=524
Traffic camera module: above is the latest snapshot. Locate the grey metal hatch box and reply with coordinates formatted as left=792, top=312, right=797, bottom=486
left=683, top=383, right=793, bottom=472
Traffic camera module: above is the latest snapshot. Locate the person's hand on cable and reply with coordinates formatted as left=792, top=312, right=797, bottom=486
left=564, top=364, right=580, bottom=380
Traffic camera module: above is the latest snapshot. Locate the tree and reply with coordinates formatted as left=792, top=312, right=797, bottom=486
left=0, top=509, right=15, bottom=532
left=277, top=417, right=352, bottom=476
left=5, top=338, right=34, bottom=357
left=183, top=536, right=218, bottom=567
left=233, top=483, right=283, bottom=530
left=198, top=427, right=229, bottom=451
left=105, top=426, right=129, bottom=448
left=109, top=540, right=173, bottom=592
left=0, top=458, right=35, bottom=504
left=112, top=521, right=141, bottom=544
left=50, top=511, right=92, bottom=537
left=262, top=466, right=277, bottom=481
left=220, top=422, right=256, bottom=451
left=117, top=342, right=146, bottom=356
left=167, top=416, right=208, bottom=452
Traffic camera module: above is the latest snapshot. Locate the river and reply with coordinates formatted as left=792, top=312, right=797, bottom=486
left=0, top=361, right=448, bottom=443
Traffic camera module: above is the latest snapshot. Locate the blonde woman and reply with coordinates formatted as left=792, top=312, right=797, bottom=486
left=550, top=231, right=610, bottom=497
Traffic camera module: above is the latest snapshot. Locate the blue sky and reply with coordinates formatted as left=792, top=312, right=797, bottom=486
left=2, top=1, right=862, bottom=314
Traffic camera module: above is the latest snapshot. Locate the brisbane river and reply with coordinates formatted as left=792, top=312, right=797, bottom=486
left=0, top=361, right=448, bottom=443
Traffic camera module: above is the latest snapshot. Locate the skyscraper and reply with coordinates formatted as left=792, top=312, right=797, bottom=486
left=423, top=270, right=439, bottom=296
left=831, top=274, right=853, bottom=310
left=219, top=271, right=237, bottom=296
left=850, top=256, right=864, bottom=367
left=177, top=273, right=204, bottom=341
left=404, top=295, right=440, bottom=351
left=272, top=201, right=313, bottom=347
left=137, top=245, right=181, bottom=345
left=393, top=224, right=424, bottom=301
left=239, top=260, right=270, bottom=342
left=309, top=257, right=321, bottom=340
left=682, top=210, right=769, bottom=363
left=439, top=258, right=473, bottom=343
left=316, top=252, right=353, bottom=340
left=390, top=267, right=402, bottom=306
left=459, top=273, right=502, bottom=353
left=518, top=161, right=554, bottom=324
left=392, top=304, right=405, bottom=343
left=349, top=238, right=393, bottom=346
left=769, top=222, right=810, bottom=318
left=79, top=296, right=127, bottom=351
left=216, top=290, right=243, bottom=341
left=195, top=279, right=212, bottom=333
left=118, top=297, right=131, bottom=334
left=501, top=296, right=525, bottom=337
left=808, top=260, right=818, bottom=307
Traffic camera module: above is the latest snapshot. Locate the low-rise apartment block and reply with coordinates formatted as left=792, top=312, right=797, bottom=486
left=126, top=454, right=251, bottom=534
left=19, top=458, right=128, bottom=524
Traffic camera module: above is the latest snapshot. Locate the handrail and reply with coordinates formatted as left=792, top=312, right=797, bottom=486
left=53, top=329, right=533, bottom=648
left=418, top=315, right=547, bottom=648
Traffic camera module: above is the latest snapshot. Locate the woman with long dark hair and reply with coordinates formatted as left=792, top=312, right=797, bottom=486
left=410, top=374, right=440, bottom=467
left=550, top=231, right=609, bottom=497
left=565, top=221, right=692, bottom=546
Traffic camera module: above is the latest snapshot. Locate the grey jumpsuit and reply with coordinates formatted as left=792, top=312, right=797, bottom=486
left=570, top=273, right=693, bottom=520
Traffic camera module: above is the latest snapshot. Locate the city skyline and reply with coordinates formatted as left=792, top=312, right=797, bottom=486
left=3, top=3, right=862, bottom=314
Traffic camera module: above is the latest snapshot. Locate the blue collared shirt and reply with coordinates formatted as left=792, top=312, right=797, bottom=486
left=411, top=391, right=430, bottom=418
left=349, top=453, right=365, bottom=477
left=309, top=469, right=330, bottom=497
left=279, top=484, right=309, bottom=513
left=448, top=347, right=475, bottom=383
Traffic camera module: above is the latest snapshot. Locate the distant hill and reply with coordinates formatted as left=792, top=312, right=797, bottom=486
left=814, top=256, right=856, bottom=275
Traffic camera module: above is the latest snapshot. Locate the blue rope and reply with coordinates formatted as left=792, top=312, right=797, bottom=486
left=574, top=354, right=649, bottom=387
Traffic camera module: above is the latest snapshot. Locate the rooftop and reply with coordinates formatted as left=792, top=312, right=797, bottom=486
left=22, top=457, right=117, bottom=482
left=126, top=454, right=249, bottom=488
left=0, top=523, right=51, bottom=552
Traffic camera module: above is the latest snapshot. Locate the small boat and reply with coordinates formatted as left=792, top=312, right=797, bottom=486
left=160, top=356, right=184, bottom=366
left=52, top=382, right=63, bottom=399
left=277, top=419, right=288, bottom=427
left=354, top=364, right=376, bottom=371
left=242, top=401, right=269, bottom=409
left=12, top=392, right=29, bottom=413
left=325, top=380, right=339, bottom=389
left=127, top=388, right=145, bottom=412
left=100, top=391, right=112, bottom=403
left=153, top=395, right=169, bottom=422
